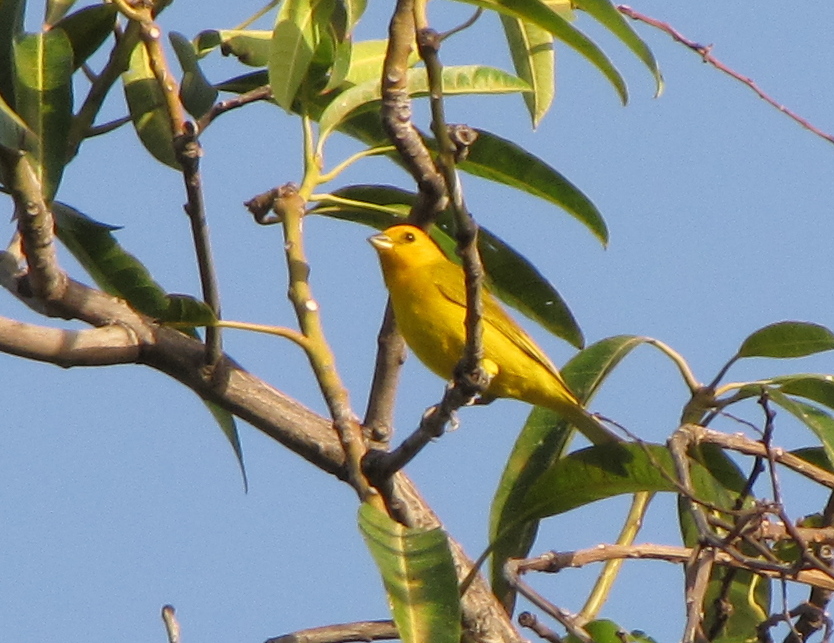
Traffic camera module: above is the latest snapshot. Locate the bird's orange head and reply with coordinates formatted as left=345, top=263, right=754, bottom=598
left=368, top=225, right=446, bottom=274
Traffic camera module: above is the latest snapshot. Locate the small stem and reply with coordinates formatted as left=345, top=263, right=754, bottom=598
left=318, top=145, right=397, bottom=183
left=646, top=338, right=700, bottom=393
left=308, top=193, right=405, bottom=219
left=233, top=0, right=280, bottom=30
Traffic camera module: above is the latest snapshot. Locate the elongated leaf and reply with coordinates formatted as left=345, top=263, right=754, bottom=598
left=342, top=0, right=366, bottom=35
left=358, top=504, right=460, bottom=643
left=52, top=202, right=246, bottom=485
left=731, top=374, right=834, bottom=409
left=573, top=0, right=662, bottom=96
left=500, top=16, right=554, bottom=126
left=309, top=184, right=583, bottom=345
left=214, top=69, right=269, bottom=93
left=195, top=30, right=272, bottom=67
left=170, top=31, right=218, bottom=118
left=458, top=0, right=627, bottom=103
left=490, top=335, right=649, bottom=612
left=122, top=41, right=178, bottom=168
left=269, top=0, right=335, bottom=111
left=737, top=321, right=834, bottom=359
left=54, top=4, right=116, bottom=70
left=0, top=0, right=25, bottom=106
left=318, top=65, right=530, bottom=142
left=459, top=129, right=607, bottom=244
left=13, top=30, right=74, bottom=200
left=768, top=390, right=834, bottom=467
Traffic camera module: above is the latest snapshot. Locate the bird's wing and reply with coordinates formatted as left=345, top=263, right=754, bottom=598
left=432, top=264, right=568, bottom=385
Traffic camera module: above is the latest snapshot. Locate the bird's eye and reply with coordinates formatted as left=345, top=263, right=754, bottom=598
left=404, top=232, right=415, bottom=242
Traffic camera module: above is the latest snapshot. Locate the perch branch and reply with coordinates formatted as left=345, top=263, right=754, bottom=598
left=265, top=620, right=398, bottom=643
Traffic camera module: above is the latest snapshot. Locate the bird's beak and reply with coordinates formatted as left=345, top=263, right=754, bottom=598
left=368, top=232, right=393, bottom=251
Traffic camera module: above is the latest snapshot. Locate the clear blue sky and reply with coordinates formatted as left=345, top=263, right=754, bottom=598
left=2, top=2, right=834, bottom=641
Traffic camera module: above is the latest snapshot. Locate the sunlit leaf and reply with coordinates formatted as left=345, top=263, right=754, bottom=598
left=170, top=31, right=218, bottom=118
left=358, top=504, right=460, bottom=643
left=13, top=30, right=74, bottom=200
left=573, top=0, right=662, bottom=96
left=490, top=335, right=649, bottom=612
left=0, top=90, right=35, bottom=152
left=269, top=0, right=336, bottom=111
left=122, top=41, right=178, bottom=168
left=318, top=65, right=530, bottom=142
left=500, top=16, right=554, bottom=126
left=54, top=4, right=116, bottom=70
left=737, top=321, right=834, bottom=359
left=341, top=0, right=366, bottom=35
left=458, top=0, right=627, bottom=103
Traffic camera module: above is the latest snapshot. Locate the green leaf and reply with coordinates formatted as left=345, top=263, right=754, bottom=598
left=169, top=31, right=218, bottom=118
left=358, top=504, right=461, bottom=643
left=458, top=0, right=627, bottom=103
left=459, top=129, right=607, bottom=244
left=44, top=0, right=76, bottom=26
left=489, top=335, right=649, bottom=612
left=768, top=390, right=834, bottom=467
left=214, top=69, right=269, bottom=94
left=0, top=90, right=36, bottom=152
left=573, top=0, right=662, bottom=96
left=777, top=374, right=834, bottom=410
left=341, top=0, right=366, bottom=35
left=321, top=33, right=352, bottom=93
left=309, top=184, right=583, bottom=345
left=195, top=30, right=272, bottom=67
left=0, top=0, right=25, bottom=106
left=318, top=65, right=530, bottom=143
left=269, top=0, right=336, bottom=111
left=500, top=15, right=554, bottom=126
left=53, top=4, right=117, bottom=70
left=13, top=30, right=74, bottom=201
left=52, top=202, right=246, bottom=485
left=737, top=321, right=834, bottom=359
left=122, top=41, right=178, bottom=169
left=52, top=202, right=169, bottom=316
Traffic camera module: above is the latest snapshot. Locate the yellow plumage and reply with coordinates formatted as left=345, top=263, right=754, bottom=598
left=369, top=224, right=616, bottom=445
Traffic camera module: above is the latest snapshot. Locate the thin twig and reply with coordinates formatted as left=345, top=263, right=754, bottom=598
left=196, top=85, right=273, bottom=133
left=161, top=605, right=180, bottom=643
left=265, top=620, right=398, bottom=643
left=618, top=5, right=834, bottom=146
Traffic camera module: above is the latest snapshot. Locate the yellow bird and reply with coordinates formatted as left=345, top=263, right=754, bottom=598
left=368, top=224, right=617, bottom=445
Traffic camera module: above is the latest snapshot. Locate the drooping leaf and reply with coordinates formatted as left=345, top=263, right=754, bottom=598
left=53, top=4, right=117, bottom=70
left=52, top=202, right=246, bottom=485
left=573, top=0, right=662, bottom=96
left=737, top=321, right=834, bottom=359
left=500, top=15, right=554, bottom=126
left=269, top=0, right=336, bottom=111
left=122, top=41, right=178, bottom=168
left=458, top=0, right=627, bottom=103
left=309, top=184, right=583, bottom=345
left=341, top=0, right=367, bottom=35
left=194, top=29, right=272, bottom=67
left=318, top=65, right=531, bottom=142
left=490, top=335, right=649, bottom=612
left=768, top=390, right=834, bottom=467
left=321, top=33, right=352, bottom=93
left=0, top=0, right=25, bottom=106
left=44, top=0, right=76, bottom=26
left=459, top=129, right=607, bottom=244
left=13, top=30, right=74, bottom=200
left=358, top=504, right=460, bottom=643
left=169, top=31, right=218, bottom=118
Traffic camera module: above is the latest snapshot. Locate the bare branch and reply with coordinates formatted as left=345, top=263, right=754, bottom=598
left=265, top=620, right=397, bottom=643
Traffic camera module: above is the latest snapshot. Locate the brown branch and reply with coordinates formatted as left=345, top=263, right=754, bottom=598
left=265, top=620, right=398, bottom=643
left=618, top=5, right=834, bottom=146
left=362, top=303, right=404, bottom=442
left=512, top=544, right=834, bottom=592
left=196, top=85, right=273, bottom=133
left=0, top=315, right=139, bottom=366
left=517, top=612, right=563, bottom=643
